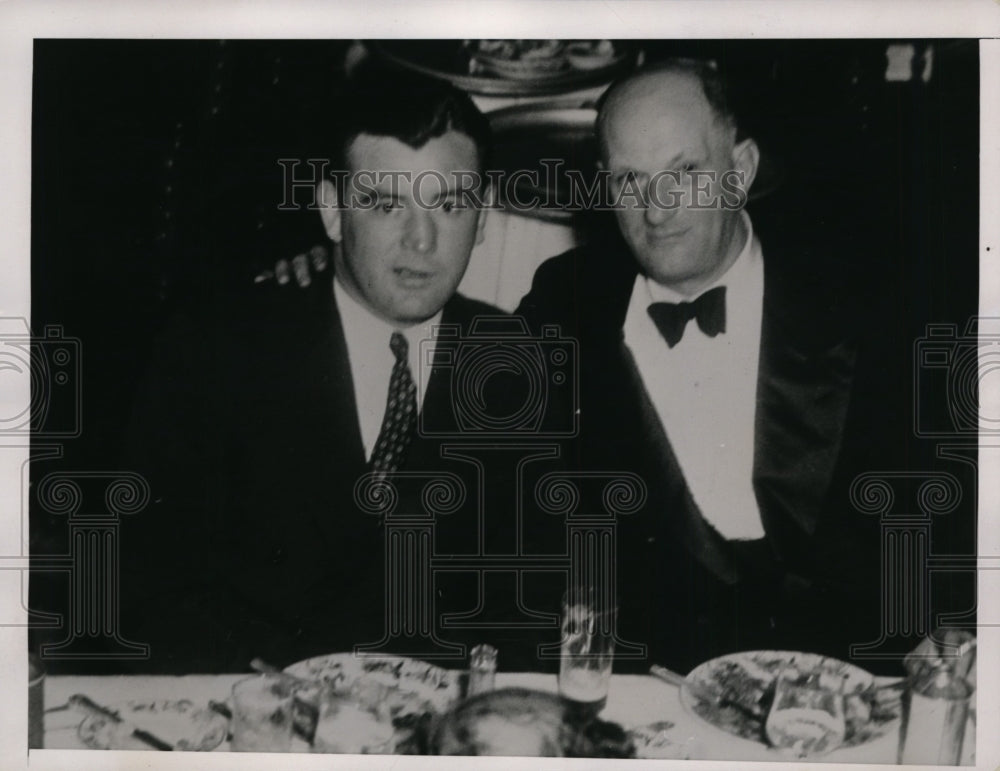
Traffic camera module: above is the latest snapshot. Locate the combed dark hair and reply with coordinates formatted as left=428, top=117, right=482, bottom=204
left=596, top=57, right=742, bottom=149
left=332, top=63, right=492, bottom=177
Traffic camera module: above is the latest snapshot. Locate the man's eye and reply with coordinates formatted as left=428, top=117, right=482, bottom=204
left=441, top=200, right=456, bottom=213
left=615, top=171, right=645, bottom=187
left=380, top=200, right=400, bottom=213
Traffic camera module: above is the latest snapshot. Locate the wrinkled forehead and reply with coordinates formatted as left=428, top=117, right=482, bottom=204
left=599, top=71, right=727, bottom=168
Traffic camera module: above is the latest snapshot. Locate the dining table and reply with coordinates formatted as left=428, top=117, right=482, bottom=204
left=39, top=665, right=975, bottom=763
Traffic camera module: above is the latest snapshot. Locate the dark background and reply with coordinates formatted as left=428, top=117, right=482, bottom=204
left=29, top=39, right=980, bottom=670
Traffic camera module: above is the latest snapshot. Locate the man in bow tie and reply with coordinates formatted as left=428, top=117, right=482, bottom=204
left=518, top=59, right=879, bottom=671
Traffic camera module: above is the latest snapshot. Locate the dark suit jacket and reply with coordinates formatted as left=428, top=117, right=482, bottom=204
left=516, top=220, right=886, bottom=672
left=121, top=279, right=561, bottom=673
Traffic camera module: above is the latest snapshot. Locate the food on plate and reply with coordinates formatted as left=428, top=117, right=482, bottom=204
left=285, top=654, right=457, bottom=720
left=471, top=39, right=565, bottom=62
left=466, top=40, right=568, bottom=79
left=630, top=720, right=704, bottom=760
left=77, top=699, right=228, bottom=751
left=566, top=40, right=618, bottom=70
left=682, top=651, right=900, bottom=749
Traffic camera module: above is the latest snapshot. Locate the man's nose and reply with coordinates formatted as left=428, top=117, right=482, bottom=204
left=642, top=174, right=687, bottom=227
left=643, top=198, right=676, bottom=227
left=402, top=209, right=436, bottom=254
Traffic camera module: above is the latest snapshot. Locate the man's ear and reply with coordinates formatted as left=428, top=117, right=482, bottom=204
left=317, top=179, right=342, bottom=243
left=474, top=185, right=492, bottom=246
left=731, top=138, right=760, bottom=199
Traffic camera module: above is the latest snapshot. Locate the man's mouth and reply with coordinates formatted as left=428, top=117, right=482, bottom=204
left=393, top=267, right=435, bottom=287
left=646, top=227, right=689, bottom=243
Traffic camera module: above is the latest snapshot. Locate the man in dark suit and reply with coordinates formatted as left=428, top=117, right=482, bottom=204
left=262, top=59, right=892, bottom=674
left=516, top=59, right=883, bottom=673
left=121, top=70, right=559, bottom=673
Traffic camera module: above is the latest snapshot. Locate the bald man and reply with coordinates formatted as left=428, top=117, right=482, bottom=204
left=517, top=59, right=880, bottom=671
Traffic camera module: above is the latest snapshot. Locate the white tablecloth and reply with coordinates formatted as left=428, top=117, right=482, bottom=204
left=40, top=670, right=936, bottom=763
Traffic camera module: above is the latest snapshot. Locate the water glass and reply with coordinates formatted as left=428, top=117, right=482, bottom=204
left=765, top=669, right=846, bottom=758
left=557, top=587, right=616, bottom=719
left=311, top=689, right=395, bottom=754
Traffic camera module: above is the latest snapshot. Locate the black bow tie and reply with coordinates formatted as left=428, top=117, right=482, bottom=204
left=647, top=286, right=727, bottom=348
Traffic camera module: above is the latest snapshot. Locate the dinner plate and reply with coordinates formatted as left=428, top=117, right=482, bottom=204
left=681, top=650, right=901, bottom=750
left=371, top=41, right=638, bottom=97
left=76, top=699, right=228, bottom=751
left=472, top=51, right=570, bottom=81
left=284, top=653, right=459, bottom=719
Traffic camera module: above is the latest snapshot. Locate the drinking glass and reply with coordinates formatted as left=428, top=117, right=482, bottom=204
left=310, top=688, right=395, bottom=754
left=230, top=674, right=295, bottom=752
left=557, top=587, right=616, bottom=721
left=764, top=668, right=846, bottom=758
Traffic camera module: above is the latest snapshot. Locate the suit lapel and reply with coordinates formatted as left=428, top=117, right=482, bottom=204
left=305, top=289, right=375, bottom=550
left=614, top=336, right=742, bottom=584
left=587, top=248, right=743, bottom=584
left=420, top=299, right=465, bottom=438
left=606, top=237, right=856, bottom=582
left=313, top=290, right=368, bottom=470
left=752, top=259, right=857, bottom=559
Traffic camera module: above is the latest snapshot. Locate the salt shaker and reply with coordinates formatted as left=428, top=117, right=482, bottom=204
left=467, top=644, right=498, bottom=697
left=898, top=659, right=972, bottom=765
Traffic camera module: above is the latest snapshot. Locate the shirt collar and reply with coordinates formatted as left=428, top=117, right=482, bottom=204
left=332, top=276, right=443, bottom=362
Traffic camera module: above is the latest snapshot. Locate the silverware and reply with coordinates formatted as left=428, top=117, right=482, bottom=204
left=650, top=665, right=715, bottom=702
left=649, top=665, right=763, bottom=720
left=249, top=657, right=308, bottom=682
left=649, top=665, right=687, bottom=688
left=68, top=694, right=173, bottom=751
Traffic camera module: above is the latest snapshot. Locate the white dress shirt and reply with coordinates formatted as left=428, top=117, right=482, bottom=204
left=623, top=212, right=766, bottom=540
left=333, top=278, right=440, bottom=462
